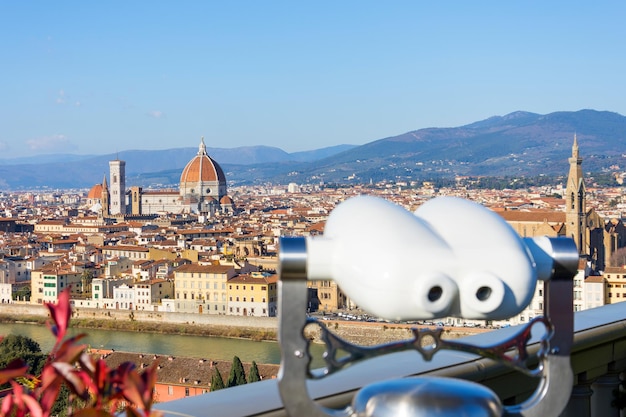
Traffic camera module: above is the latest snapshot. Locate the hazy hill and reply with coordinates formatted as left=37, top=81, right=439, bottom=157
left=211, top=109, right=626, bottom=186
left=1, top=109, right=625, bottom=189
left=0, top=145, right=356, bottom=189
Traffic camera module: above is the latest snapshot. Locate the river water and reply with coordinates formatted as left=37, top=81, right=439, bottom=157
left=0, top=322, right=326, bottom=367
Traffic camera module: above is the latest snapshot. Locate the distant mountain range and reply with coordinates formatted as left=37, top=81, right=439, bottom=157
left=2, top=109, right=626, bottom=190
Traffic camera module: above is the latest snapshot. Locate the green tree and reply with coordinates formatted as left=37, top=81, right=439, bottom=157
left=81, top=270, right=94, bottom=295
left=12, top=285, right=31, bottom=302
left=227, top=356, right=247, bottom=387
left=211, top=368, right=225, bottom=391
left=0, top=334, right=47, bottom=376
left=248, top=361, right=260, bottom=383
left=0, top=334, right=77, bottom=413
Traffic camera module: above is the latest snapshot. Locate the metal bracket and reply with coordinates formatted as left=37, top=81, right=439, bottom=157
left=277, top=236, right=578, bottom=417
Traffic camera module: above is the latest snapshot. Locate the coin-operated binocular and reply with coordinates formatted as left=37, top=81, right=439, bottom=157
left=277, top=196, right=579, bottom=417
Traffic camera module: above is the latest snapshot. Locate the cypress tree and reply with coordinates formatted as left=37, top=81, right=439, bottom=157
left=211, top=368, right=225, bottom=391
left=248, top=361, right=260, bottom=383
left=227, top=355, right=247, bottom=387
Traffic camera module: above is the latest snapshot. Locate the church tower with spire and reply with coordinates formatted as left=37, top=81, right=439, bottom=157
left=565, top=134, right=586, bottom=254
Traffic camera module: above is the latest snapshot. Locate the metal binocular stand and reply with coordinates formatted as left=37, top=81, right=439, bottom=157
left=276, top=196, right=580, bottom=417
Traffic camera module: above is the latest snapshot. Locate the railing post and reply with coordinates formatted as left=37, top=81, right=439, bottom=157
left=560, top=372, right=593, bottom=417
left=591, top=362, right=622, bottom=417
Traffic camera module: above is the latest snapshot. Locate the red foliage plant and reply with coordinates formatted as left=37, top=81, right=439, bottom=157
left=0, top=289, right=162, bottom=417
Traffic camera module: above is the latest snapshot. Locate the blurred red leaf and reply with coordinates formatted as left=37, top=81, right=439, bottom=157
left=51, top=362, right=86, bottom=395
left=0, top=393, right=15, bottom=416
left=19, top=394, right=43, bottom=417
left=53, top=338, right=88, bottom=364
left=0, top=286, right=158, bottom=417
left=45, top=288, right=72, bottom=342
left=38, top=382, right=62, bottom=416
left=121, top=363, right=159, bottom=412
left=0, top=359, right=29, bottom=385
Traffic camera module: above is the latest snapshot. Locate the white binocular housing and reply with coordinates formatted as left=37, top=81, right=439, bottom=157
left=306, top=195, right=562, bottom=321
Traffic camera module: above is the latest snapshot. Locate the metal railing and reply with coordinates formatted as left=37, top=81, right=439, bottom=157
left=155, top=303, right=626, bottom=417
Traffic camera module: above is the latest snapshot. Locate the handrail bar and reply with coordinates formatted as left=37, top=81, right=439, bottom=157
left=155, top=303, right=626, bottom=417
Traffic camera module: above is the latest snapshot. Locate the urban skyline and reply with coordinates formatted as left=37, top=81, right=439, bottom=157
left=2, top=2, right=626, bottom=159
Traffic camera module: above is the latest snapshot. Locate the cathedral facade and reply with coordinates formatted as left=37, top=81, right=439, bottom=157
left=86, top=138, right=234, bottom=218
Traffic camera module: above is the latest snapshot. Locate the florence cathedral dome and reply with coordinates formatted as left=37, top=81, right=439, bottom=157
left=179, top=138, right=233, bottom=214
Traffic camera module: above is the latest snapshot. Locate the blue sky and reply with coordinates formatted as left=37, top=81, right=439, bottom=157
left=2, top=2, right=625, bottom=158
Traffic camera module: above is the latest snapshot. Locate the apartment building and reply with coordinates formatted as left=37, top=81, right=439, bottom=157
left=31, top=265, right=82, bottom=305
left=601, top=266, right=626, bottom=304
left=583, top=275, right=606, bottom=309
left=227, top=272, right=278, bottom=317
left=173, top=264, right=237, bottom=314
left=307, top=280, right=347, bottom=312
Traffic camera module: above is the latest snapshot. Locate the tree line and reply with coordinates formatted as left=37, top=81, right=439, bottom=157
left=210, top=355, right=261, bottom=391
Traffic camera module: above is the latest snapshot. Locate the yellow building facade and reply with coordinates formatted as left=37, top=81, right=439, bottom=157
left=227, top=272, right=277, bottom=317
left=601, top=267, right=626, bottom=304
left=173, top=264, right=236, bottom=314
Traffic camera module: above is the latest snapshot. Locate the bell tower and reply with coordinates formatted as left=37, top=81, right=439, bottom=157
left=565, top=134, right=586, bottom=254
left=109, top=159, right=126, bottom=215
left=101, top=175, right=110, bottom=218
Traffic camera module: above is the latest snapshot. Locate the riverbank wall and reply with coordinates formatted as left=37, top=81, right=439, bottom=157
left=0, top=303, right=483, bottom=345
left=0, top=302, right=278, bottom=328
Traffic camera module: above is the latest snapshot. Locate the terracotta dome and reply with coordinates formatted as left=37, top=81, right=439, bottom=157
left=220, top=195, right=233, bottom=205
left=180, top=139, right=226, bottom=184
left=87, top=184, right=103, bottom=199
